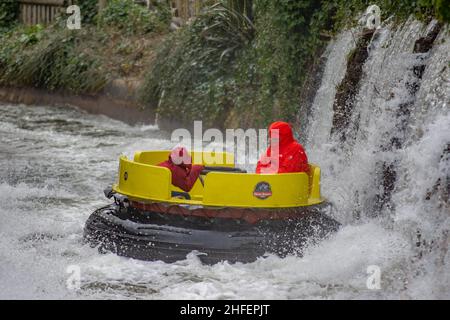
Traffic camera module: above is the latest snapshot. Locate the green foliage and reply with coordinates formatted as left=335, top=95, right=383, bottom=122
left=200, top=2, right=255, bottom=61
left=0, top=0, right=446, bottom=123
left=239, top=0, right=335, bottom=124
left=140, top=1, right=255, bottom=127
left=0, top=0, right=19, bottom=33
left=227, top=0, right=253, bottom=20
left=98, top=0, right=171, bottom=35
left=332, top=0, right=449, bottom=28
left=17, top=24, right=45, bottom=46
left=140, top=0, right=447, bottom=128
left=0, top=0, right=172, bottom=95
left=75, top=0, right=99, bottom=25
left=434, top=0, right=450, bottom=22
left=140, top=0, right=335, bottom=127
left=0, top=25, right=107, bottom=94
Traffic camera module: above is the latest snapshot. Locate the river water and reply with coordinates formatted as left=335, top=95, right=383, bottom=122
left=0, top=19, right=449, bottom=300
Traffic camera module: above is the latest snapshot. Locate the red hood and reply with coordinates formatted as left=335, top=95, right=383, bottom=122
left=256, top=121, right=308, bottom=174
left=169, top=147, right=192, bottom=170
left=269, top=121, right=295, bottom=147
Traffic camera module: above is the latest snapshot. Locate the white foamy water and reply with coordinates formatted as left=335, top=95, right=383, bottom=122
left=305, top=18, right=449, bottom=299
left=0, top=19, right=448, bottom=300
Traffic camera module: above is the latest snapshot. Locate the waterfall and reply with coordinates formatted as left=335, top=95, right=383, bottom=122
left=303, top=18, right=449, bottom=297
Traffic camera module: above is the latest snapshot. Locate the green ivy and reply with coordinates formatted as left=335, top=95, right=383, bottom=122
left=332, top=0, right=449, bottom=29
left=140, top=0, right=335, bottom=127
left=0, top=0, right=19, bottom=33
left=0, top=0, right=172, bottom=95
left=0, top=25, right=107, bottom=94
left=140, top=0, right=447, bottom=129
left=0, top=0, right=446, bottom=120
left=98, top=0, right=171, bottom=35
left=434, top=0, right=450, bottom=22
left=238, top=0, right=335, bottom=125
left=75, top=0, right=99, bottom=25
left=139, top=2, right=255, bottom=127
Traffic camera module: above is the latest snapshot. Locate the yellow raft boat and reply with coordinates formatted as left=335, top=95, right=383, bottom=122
left=84, top=150, right=340, bottom=264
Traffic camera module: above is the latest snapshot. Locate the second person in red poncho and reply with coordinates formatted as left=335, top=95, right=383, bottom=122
left=256, top=121, right=309, bottom=174
left=158, top=147, right=204, bottom=192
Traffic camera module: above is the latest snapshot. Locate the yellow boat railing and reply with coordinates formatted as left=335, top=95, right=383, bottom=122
left=113, top=151, right=323, bottom=208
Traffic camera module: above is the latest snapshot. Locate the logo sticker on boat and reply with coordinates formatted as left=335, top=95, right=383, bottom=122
left=253, top=182, right=272, bottom=200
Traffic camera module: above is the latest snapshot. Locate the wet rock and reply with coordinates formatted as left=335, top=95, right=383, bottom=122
left=331, top=29, right=374, bottom=141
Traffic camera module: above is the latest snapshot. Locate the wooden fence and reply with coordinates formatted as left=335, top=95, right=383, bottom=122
left=17, top=0, right=213, bottom=26
left=18, top=0, right=75, bottom=25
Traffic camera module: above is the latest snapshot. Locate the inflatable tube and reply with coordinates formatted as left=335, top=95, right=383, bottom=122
left=84, top=202, right=340, bottom=264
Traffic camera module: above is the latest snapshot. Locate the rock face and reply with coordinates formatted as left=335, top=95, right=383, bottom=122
left=331, top=29, right=375, bottom=142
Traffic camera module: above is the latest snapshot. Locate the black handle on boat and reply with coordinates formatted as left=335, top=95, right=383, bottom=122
left=201, top=166, right=247, bottom=174
left=104, top=186, right=115, bottom=199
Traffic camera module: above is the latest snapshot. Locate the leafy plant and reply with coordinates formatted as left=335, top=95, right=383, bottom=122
left=242, top=0, right=334, bottom=123
left=140, top=1, right=255, bottom=127
left=0, top=0, right=19, bottom=33
left=17, top=24, right=45, bottom=46
left=98, top=0, right=171, bottom=35
left=75, top=0, right=99, bottom=25
left=194, top=2, right=255, bottom=64
left=332, top=0, right=449, bottom=28
left=0, top=0, right=172, bottom=96
left=0, top=26, right=107, bottom=94
left=435, top=0, right=450, bottom=22
left=0, top=0, right=446, bottom=126
left=140, top=0, right=447, bottom=129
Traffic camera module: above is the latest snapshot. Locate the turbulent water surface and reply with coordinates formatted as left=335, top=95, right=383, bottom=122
left=0, top=19, right=449, bottom=300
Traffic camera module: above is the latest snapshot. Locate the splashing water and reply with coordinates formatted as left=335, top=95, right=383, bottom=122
left=305, top=18, right=449, bottom=298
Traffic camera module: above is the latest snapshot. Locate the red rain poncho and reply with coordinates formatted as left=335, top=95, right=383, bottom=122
left=158, top=147, right=204, bottom=192
left=256, top=121, right=309, bottom=174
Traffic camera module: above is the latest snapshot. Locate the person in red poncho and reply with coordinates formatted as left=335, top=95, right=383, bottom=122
left=158, top=147, right=204, bottom=192
left=256, top=121, right=309, bottom=174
